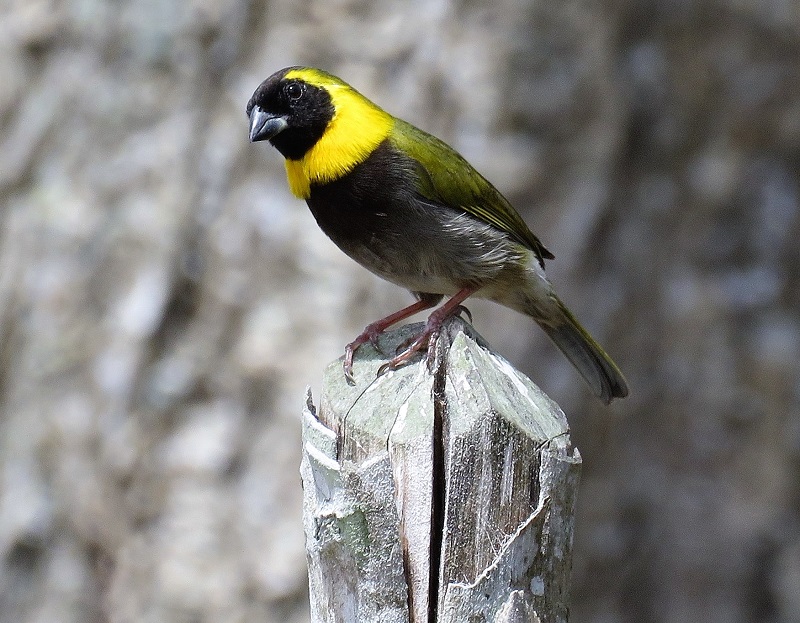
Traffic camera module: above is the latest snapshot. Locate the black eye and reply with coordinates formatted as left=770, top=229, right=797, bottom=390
left=285, top=82, right=304, bottom=101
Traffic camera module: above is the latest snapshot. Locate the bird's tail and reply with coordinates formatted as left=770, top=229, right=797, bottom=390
left=533, top=297, right=629, bottom=404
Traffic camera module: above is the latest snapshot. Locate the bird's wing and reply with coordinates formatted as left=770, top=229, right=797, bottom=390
left=390, top=119, right=554, bottom=266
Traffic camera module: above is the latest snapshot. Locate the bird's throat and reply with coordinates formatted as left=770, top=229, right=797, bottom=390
left=284, top=86, right=394, bottom=199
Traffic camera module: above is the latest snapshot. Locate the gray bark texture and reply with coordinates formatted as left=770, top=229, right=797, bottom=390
left=301, top=320, right=580, bottom=623
left=1, top=0, right=799, bottom=622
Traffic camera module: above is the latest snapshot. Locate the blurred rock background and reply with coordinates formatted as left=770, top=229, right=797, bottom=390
left=0, top=0, right=798, bottom=621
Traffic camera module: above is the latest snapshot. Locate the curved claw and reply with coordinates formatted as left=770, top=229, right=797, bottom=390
left=455, top=305, right=473, bottom=324
left=343, top=346, right=357, bottom=385
left=369, top=332, right=387, bottom=356
left=376, top=360, right=392, bottom=378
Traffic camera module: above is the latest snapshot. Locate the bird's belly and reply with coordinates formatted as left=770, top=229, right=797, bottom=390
left=344, top=244, right=464, bottom=295
left=326, top=231, right=453, bottom=291
left=305, top=162, right=529, bottom=297
left=329, top=224, right=531, bottom=300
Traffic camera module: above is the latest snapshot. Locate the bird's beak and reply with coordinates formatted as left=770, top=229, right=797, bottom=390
left=249, top=106, right=288, bottom=142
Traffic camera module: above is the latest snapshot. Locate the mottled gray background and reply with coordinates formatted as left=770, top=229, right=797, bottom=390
left=1, top=0, right=798, bottom=621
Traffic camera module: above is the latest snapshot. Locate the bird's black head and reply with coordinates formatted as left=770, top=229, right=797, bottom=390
left=246, top=67, right=335, bottom=160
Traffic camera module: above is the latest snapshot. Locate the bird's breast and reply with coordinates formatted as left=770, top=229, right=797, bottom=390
left=305, top=140, right=527, bottom=295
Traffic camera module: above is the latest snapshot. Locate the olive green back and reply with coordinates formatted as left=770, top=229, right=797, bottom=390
left=389, top=119, right=553, bottom=265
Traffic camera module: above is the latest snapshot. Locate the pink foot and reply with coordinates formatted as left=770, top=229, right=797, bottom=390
left=375, top=287, right=477, bottom=377
left=343, top=296, right=441, bottom=384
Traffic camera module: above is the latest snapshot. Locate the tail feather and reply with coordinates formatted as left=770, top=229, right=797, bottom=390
left=539, top=300, right=629, bottom=404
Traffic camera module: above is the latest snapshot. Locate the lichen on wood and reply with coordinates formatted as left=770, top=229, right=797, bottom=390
left=301, top=318, right=581, bottom=623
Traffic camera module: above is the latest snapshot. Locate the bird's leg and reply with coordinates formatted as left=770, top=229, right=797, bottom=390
left=344, top=294, right=441, bottom=384
left=393, top=304, right=472, bottom=355
left=378, top=287, right=477, bottom=376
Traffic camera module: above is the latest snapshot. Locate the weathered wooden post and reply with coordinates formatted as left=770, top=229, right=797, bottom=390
left=300, top=318, right=581, bottom=623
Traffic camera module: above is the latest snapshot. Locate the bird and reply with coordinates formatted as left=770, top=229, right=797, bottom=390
left=247, top=66, right=629, bottom=403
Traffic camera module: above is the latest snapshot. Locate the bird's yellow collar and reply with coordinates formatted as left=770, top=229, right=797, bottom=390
left=283, top=68, right=394, bottom=199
